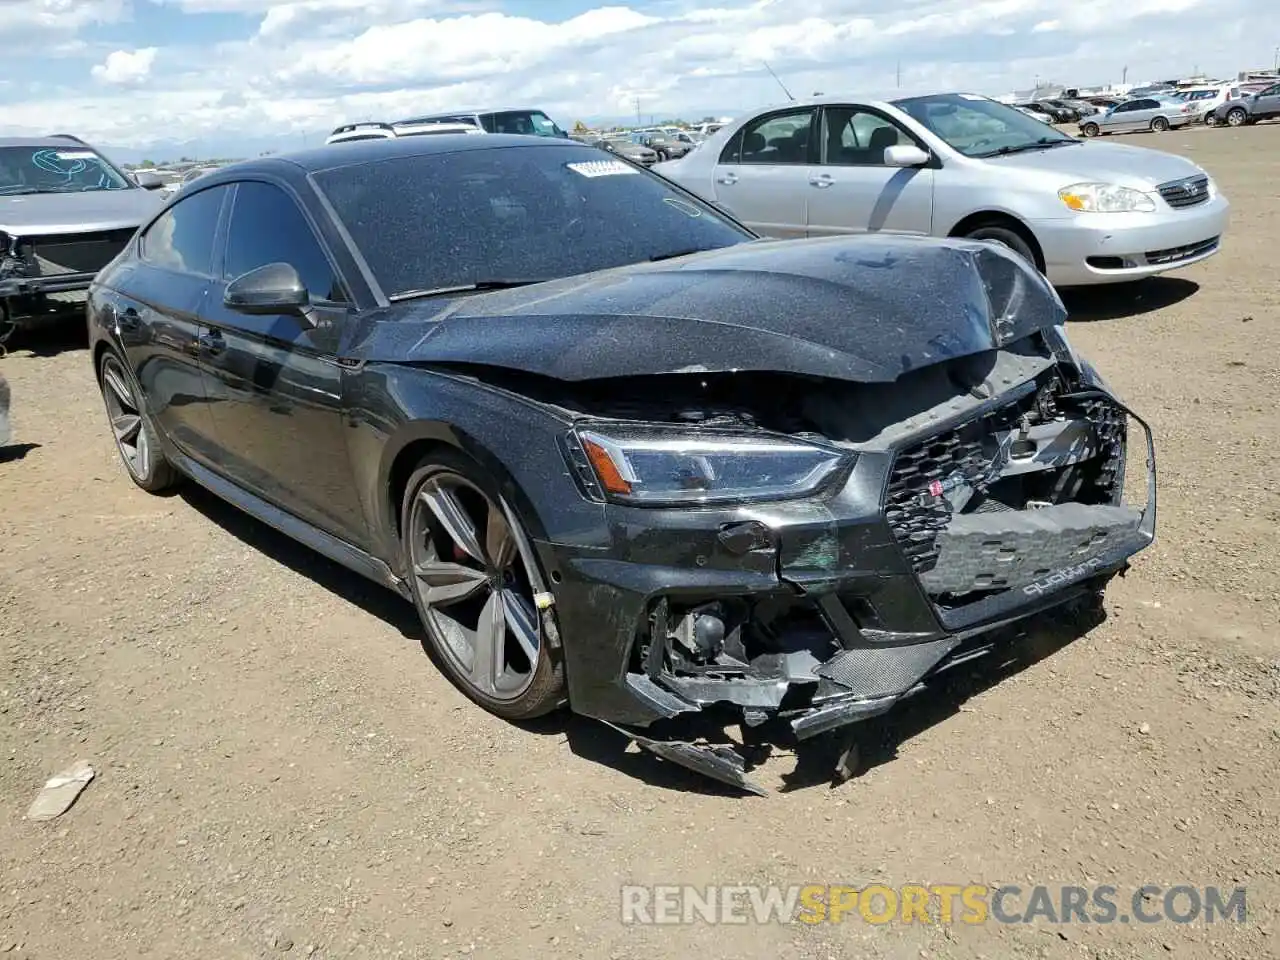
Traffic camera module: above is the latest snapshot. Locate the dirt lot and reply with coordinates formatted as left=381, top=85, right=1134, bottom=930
left=2, top=123, right=1278, bottom=960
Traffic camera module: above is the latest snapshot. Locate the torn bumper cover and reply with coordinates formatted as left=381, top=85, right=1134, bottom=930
left=536, top=383, right=1156, bottom=793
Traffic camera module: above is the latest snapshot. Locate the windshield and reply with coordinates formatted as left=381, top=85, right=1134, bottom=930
left=479, top=110, right=567, bottom=138
left=893, top=93, right=1077, bottom=158
left=313, top=143, right=754, bottom=300
left=0, top=145, right=134, bottom=195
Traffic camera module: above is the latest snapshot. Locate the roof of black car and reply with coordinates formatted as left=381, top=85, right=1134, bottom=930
left=212, top=133, right=583, bottom=179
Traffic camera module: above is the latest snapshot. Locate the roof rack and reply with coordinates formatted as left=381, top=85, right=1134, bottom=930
left=329, top=122, right=394, bottom=135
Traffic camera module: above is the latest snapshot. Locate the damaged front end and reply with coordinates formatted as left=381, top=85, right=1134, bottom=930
left=0, top=227, right=135, bottom=339
left=536, top=336, right=1156, bottom=795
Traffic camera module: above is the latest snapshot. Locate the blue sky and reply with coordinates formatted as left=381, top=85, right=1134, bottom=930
left=0, top=0, right=1273, bottom=152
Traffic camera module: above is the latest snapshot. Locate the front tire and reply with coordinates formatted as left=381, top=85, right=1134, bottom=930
left=963, top=224, right=1038, bottom=270
left=1226, top=108, right=1247, bottom=127
left=401, top=451, right=566, bottom=720
left=97, top=352, right=179, bottom=493
left=1150, top=116, right=1169, bottom=132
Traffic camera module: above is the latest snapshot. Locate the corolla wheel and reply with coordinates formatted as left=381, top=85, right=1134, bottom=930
left=1082, top=123, right=1099, bottom=138
left=1226, top=108, right=1247, bottom=127
left=1151, top=116, right=1169, bottom=132
left=404, top=458, right=565, bottom=719
left=98, top=353, right=177, bottom=492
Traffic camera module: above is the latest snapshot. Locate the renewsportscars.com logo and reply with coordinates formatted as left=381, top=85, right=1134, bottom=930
left=620, top=884, right=1248, bottom=926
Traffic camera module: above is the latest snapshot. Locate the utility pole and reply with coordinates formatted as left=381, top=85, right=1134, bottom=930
left=1274, top=46, right=1279, bottom=72
left=634, top=97, right=641, bottom=126
left=896, top=60, right=901, bottom=88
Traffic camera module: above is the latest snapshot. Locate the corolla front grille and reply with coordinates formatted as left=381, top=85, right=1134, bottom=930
left=1145, top=236, right=1219, bottom=265
left=1157, top=175, right=1210, bottom=209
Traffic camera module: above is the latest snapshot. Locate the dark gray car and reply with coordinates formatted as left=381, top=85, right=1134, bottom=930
left=592, top=138, right=658, bottom=166
left=0, top=135, right=166, bottom=339
left=1211, top=82, right=1280, bottom=127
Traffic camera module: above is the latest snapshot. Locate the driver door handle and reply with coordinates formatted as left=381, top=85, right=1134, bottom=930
left=716, top=171, right=738, bottom=185
left=809, top=173, right=835, bottom=188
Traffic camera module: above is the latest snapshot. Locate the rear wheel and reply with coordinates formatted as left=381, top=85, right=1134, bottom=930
left=1150, top=116, right=1169, bottom=132
left=962, top=223, right=1038, bottom=270
left=401, top=451, right=566, bottom=720
left=97, top=352, right=179, bottom=492
left=1081, top=122, right=1099, bottom=138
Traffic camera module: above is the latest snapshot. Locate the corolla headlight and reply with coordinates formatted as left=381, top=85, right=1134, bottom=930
left=566, top=425, right=849, bottom=505
left=1058, top=182, right=1156, bottom=213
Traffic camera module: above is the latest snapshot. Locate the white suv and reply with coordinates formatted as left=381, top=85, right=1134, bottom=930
left=325, top=121, right=483, bottom=145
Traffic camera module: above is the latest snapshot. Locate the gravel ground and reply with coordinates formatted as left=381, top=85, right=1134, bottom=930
left=1, top=123, right=1277, bottom=960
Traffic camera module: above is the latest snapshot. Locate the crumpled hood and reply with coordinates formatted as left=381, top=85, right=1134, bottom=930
left=0, top=187, right=164, bottom=236
left=989, top=140, right=1206, bottom=190
left=342, top=234, right=1068, bottom=384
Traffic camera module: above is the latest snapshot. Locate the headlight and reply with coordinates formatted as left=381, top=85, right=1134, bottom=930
left=566, top=425, right=849, bottom=506
left=1058, top=182, right=1156, bottom=213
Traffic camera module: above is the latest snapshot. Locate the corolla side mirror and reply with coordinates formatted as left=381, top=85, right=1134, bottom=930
left=224, top=262, right=313, bottom=323
left=134, top=170, right=163, bottom=190
left=883, top=144, right=930, bottom=167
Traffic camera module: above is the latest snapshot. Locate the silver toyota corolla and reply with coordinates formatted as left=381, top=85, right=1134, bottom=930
left=654, top=92, right=1228, bottom=287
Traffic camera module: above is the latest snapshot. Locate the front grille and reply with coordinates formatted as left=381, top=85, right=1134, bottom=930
left=1145, top=236, right=1219, bottom=265
left=884, top=380, right=1126, bottom=578
left=23, top=228, right=135, bottom=277
left=1157, top=175, right=1210, bottom=209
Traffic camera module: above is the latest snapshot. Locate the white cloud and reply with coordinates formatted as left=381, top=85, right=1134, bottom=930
left=91, top=48, right=159, bottom=85
left=0, top=0, right=1274, bottom=150
left=0, top=0, right=128, bottom=34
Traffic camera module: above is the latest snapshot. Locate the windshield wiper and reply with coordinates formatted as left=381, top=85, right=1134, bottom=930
left=388, top=279, right=548, bottom=302
left=974, top=137, right=1080, bottom=158
left=649, top=247, right=718, bottom=262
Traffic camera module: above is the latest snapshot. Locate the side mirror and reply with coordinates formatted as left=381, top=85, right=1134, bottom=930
left=883, top=144, right=930, bottom=167
left=134, top=170, right=163, bottom=190
left=224, top=262, right=311, bottom=320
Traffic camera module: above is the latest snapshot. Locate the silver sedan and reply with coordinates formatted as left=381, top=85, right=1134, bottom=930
left=1078, top=97, right=1195, bottom=137
left=654, top=92, right=1228, bottom=287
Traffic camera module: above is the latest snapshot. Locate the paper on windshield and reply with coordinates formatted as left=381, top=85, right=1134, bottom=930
left=566, top=160, right=639, bottom=178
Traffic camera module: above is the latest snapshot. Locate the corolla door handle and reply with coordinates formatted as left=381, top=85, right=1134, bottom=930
left=809, top=174, right=835, bottom=188
left=197, top=329, right=224, bottom=356
left=716, top=171, right=739, bottom=185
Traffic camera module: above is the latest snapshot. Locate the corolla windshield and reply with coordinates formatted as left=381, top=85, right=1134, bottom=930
left=312, top=144, right=755, bottom=300
left=893, top=92, right=1080, bottom=158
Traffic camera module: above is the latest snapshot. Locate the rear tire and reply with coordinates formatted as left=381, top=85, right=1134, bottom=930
left=962, top=223, right=1038, bottom=270
left=1226, top=107, right=1247, bottom=127
left=1081, top=123, right=1099, bottom=138
left=97, top=352, right=180, bottom=493
left=1150, top=116, right=1169, bottom=132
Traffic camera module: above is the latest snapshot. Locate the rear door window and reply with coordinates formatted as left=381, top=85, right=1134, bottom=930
left=140, top=184, right=229, bottom=276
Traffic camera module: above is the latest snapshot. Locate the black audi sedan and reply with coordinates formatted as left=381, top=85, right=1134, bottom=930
left=88, top=134, right=1156, bottom=792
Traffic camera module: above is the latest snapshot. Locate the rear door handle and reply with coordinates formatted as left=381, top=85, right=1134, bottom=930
left=716, top=172, right=738, bottom=185
left=197, top=329, right=224, bottom=356
left=809, top=174, right=834, bottom=188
